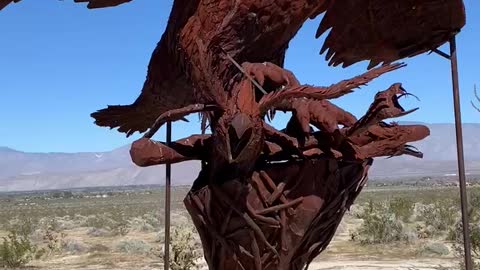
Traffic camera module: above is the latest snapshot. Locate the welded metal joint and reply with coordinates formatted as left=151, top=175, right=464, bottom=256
left=429, top=48, right=451, bottom=60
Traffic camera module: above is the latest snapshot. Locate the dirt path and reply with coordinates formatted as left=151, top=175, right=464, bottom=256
left=27, top=217, right=458, bottom=270
left=30, top=255, right=455, bottom=270
left=310, top=259, right=455, bottom=270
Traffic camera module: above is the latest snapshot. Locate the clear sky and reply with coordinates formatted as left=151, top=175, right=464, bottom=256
left=0, top=1, right=479, bottom=153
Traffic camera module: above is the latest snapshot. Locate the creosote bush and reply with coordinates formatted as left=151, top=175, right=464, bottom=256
left=0, top=230, right=38, bottom=268
left=416, top=200, right=458, bottom=233
left=161, top=224, right=202, bottom=270
left=42, top=226, right=67, bottom=255
left=353, top=200, right=406, bottom=244
left=389, top=197, right=414, bottom=223
left=452, top=190, right=480, bottom=269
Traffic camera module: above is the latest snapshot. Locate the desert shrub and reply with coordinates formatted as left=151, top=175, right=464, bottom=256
left=38, top=217, right=63, bottom=233
left=416, top=200, right=458, bottom=234
left=348, top=204, right=364, bottom=219
left=112, top=220, right=130, bottom=236
left=115, top=239, right=152, bottom=255
left=63, top=239, right=89, bottom=254
left=141, top=212, right=161, bottom=229
left=7, top=217, right=36, bottom=238
left=128, top=217, right=155, bottom=232
left=72, top=214, right=88, bottom=225
left=419, top=242, right=450, bottom=256
left=416, top=224, right=438, bottom=239
left=0, top=231, right=38, bottom=268
left=42, top=227, right=67, bottom=255
left=452, top=223, right=480, bottom=270
left=86, top=228, right=112, bottom=237
left=160, top=225, right=202, bottom=270
left=353, top=200, right=406, bottom=244
left=389, top=197, right=414, bottom=223
left=53, top=216, right=78, bottom=231
left=452, top=190, right=480, bottom=269
left=171, top=212, right=189, bottom=226
left=84, top=214, right=117, bottom=230
left=89, top=244, right=110, bottom=253
left=83, top=212, right=130, bottom=236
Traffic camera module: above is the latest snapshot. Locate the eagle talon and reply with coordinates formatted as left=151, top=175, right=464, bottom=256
left=241, top=61, right=300, bottom=89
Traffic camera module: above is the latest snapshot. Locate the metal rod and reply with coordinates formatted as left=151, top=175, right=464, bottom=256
left=430, top=48, right=451, bottom=60
left=164, top=121, right=172, bottom=270
left=223, top=51, right=268, bottom=95
left=449, top=36, right=473, bottom=270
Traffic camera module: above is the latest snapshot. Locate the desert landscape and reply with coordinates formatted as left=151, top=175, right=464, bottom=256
left=1, top=123, right=480, bottom=269
left=1, top=0, right=478, bottom=269
left=0, top=183, right=478, bottom=270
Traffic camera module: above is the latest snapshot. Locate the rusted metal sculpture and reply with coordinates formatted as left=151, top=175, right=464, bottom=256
left=129, top=77, right=429, bottom=269
left=3, top=0, right=463, bottom=138
left=2, top=0, right=467, bottom=269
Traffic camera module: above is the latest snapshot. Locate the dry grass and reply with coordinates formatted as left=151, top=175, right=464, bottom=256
left=0, top=185, right=475, bottom=269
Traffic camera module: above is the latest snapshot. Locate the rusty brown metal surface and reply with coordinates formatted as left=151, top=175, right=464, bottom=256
left=3, top=1, right=459, bottom=268
left=184, top=158, right=369, bottom=270
left=317, top=0, right=466, bottom=68
left=2, top=0, right=464, bottom=137
left=128, top=66, right=430, bottom=269
left=0, top=0, right=132, bottom=10
left=0, top=0, right=18, bottom=10
left=164, top=121, right=172, bottom=270
left=449, top=37, right=473, bottom=270
left=72, top=0, right=132, bottom=9
left=130, top=74, right=430, bottom=167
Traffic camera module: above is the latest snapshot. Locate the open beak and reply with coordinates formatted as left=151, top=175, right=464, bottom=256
left=402, top=144, right=424, bottom=158
left=347, top=83, right=424, bottom=138
left=390, top=83, right=420, bottom=118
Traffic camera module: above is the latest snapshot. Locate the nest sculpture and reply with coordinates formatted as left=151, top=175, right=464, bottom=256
left=2, top=0, right=466, bottom=269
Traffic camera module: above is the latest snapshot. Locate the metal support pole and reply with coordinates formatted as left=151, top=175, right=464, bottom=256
left=164, top=121, right=172, bottom=270
left=449, top=36, right=473, bottom=270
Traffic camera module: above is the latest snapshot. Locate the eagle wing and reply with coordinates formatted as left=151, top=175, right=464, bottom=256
left=90, top=46, right=197, bottom=137
left=91, top=0, right=202, bottom=137
left=314, top=0, right=466, bottom=68
left=0, top=0, right=132, bottom=10
left=72, top=0, right=132, bottom=9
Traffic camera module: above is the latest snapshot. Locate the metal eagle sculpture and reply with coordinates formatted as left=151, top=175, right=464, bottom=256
left=1, top=0, right=466, bottom=269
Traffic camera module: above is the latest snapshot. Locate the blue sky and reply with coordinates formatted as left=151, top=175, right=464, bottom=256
left=0, top=1, right=479, bottom=153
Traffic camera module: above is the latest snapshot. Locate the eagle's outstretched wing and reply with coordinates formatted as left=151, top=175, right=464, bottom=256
left=90, top=0, right=201, bottom=137
left=0, top=0, right=132, bottom=10
left=90, top=48, right=196, bottom=137
left=73, top=0, right=132, bottom=9
left=314, top=0, right=466, bottom=68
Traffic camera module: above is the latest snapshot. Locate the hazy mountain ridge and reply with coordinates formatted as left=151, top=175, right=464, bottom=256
left=0, top=162, right=199, bottom=192
left=1, top=123, right=480, bottom=191
left=369, top=123, right=480, bottom=178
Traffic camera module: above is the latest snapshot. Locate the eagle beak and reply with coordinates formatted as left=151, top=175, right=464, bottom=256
left=227, top=113, right=254, bottom=162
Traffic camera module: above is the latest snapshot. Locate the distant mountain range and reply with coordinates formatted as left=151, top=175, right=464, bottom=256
left=1, top=123, right=480, bottom=192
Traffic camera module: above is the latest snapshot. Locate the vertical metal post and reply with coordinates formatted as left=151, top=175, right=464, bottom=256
left=449, top=36, right=473, bottom=270
left=164, top=121, right=172, bottom=270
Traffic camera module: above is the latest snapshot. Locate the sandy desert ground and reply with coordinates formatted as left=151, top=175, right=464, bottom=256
left=0, top=185, right=471, bottom=270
